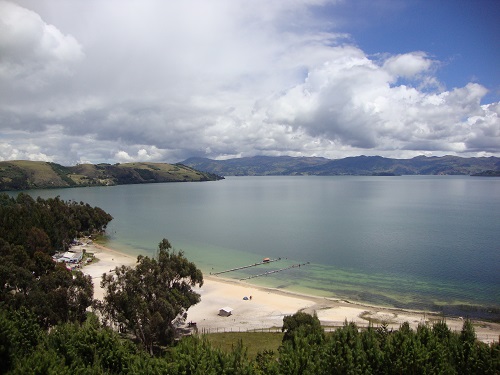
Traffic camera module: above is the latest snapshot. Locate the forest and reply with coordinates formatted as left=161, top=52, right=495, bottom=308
left=0, top=193, right=499, bottom=374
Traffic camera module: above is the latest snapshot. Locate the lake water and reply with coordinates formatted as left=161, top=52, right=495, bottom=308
left=17, top=176, right=500, bottom=319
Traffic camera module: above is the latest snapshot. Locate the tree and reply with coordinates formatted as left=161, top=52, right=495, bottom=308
left=281, top=311, right=324, bottom=344
left=0, top=193, right=113, bottom=253
left=100, top=239, right=203, bottom=354
left=24, top=227, right=51, bottom=256
left=0, top=307, right=43, bottom=372
left=0, top=236, right=93, bottom=328
left=0, top=193, right=111, bottom=327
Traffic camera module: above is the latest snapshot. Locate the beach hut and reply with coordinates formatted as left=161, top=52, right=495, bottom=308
left=218, top=307, right=233, bottom=317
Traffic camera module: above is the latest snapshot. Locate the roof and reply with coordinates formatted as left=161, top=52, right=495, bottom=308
left=63, top=251, right=83, bottom=259
left=219, top=307, right=233, bottom=312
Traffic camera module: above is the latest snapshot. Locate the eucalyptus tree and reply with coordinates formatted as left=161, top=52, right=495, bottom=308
left=100, top=239, right=203, bottom=354
left=281, top=311, right=324, bottom=344
left=0, top=238, right=93, bottom=328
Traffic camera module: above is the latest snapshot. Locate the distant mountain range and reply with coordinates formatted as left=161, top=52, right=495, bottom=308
left=182, top=155, right=500, bottom=176
left=2, top=156, right=497, bottom=192
left=0, top=161, right=223, bottom=191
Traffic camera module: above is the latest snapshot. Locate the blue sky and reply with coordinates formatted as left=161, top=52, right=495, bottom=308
left=329, top=0, right=500, bottom=102
left=0, top=0, right=499, bottom=164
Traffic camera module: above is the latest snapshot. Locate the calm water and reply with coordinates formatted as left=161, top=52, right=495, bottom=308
left=17, top=176, right=500, bottom=319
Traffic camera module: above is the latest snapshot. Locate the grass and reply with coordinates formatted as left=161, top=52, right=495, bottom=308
left=1, top=161, right=220, bottom=191
left=203, top=332, right=284, bottom=359
left=116, top=162, right=210, bottom=181
left=3, top=160, right=63, bottom=185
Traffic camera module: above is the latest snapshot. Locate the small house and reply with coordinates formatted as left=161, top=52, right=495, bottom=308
left=61, top=251, right=83, bottom=264
left=219, top=307, right=233, bottom=317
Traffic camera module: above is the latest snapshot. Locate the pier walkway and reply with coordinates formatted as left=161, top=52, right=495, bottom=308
left=210, top=258, right=281, bottom=276
left=240, top=262, right=310, bottom=281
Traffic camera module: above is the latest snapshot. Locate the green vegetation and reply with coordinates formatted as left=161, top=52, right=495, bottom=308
left=0, top=161, right=69, bottom=190
left=0, top=193, right=112, bottom=251
left=98, top=239, right=204, bottom=355
left=1, top=193, right=499, bottom=373
left=1, top=310, right=499, bottom=374
left=282, top=311, right=324, bottom=343
left=0, top=161, right=224, bottom=191
left=0, top=193, right=112, bottom=328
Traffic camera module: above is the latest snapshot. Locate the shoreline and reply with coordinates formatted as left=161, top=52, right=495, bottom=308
left=81, top=242, right=500, bottom=344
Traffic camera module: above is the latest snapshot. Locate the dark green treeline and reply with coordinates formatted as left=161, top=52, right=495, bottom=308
left=1, top=310, right=499, bottom=374
left=0, top=193, right=113, bottom=329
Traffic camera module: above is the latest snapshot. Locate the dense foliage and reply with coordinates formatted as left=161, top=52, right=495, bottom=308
left=99, top=239, right=204, bottom=354
left=282, top=311, right=324, bottom=343
left=275, top=313, right=500, bottom=374
left=1, top=311, right=498, bottom=374
left=0, top=193, right=113, bottom=251
left=0, top=193, right=112, bottom=328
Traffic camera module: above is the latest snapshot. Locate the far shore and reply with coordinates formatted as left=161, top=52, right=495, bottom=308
left=80, top=241, right=500, bottom=344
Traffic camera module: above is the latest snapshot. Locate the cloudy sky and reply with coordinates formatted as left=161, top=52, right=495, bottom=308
left=1, top=0, right=499, bottom=164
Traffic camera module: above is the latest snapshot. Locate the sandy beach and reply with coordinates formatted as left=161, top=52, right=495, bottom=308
left=78, top=242, right=137, bottom=301
left=82, top=242, right=500, bottom=344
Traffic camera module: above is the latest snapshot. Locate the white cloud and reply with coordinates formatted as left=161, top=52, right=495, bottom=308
left=465, top=102, right=500, bottom=152
left=0, top=0, right=498, bottom=165
left=261, top=48, right=498, bottom=155
left=383, top=52, right=433, bottom=80
left=0, top=130, right=54, bottom=162
left=114, top=146, right=165, bottom=163
left=0, top=0, right=83, bottom=91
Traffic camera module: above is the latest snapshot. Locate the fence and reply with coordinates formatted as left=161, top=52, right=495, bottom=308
left=195, top=325, right=361, bottom=335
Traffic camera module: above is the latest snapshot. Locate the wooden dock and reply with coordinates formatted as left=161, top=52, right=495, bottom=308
left=240, top=262, right=310, bottom=280
left=210, top=258, right=281, bottom=276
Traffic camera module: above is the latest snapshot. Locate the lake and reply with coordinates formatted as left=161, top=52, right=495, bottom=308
left=17, top=176, right=500, bottom=319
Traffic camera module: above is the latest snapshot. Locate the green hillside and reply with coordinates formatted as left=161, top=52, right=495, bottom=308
left=0, top=161, right=223, bottom=191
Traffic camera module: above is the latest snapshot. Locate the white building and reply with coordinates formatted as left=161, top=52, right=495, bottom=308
left=60, top=251, right=83, bottom=264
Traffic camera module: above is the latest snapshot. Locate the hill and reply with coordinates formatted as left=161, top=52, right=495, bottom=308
left=0, top=161, right=223, bottom=191
left=183, top=155, right=329, bottom=176
left=183, top=155, right=500, bottom=176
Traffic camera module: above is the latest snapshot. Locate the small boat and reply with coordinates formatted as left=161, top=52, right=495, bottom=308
left=263, top=257, right=270, bottom=263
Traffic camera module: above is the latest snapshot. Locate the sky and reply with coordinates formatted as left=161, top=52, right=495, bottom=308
left=0, top=0, right=499, bottom=165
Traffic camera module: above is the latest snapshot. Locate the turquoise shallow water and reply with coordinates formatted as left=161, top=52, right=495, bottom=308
left=17, top=176, right=500, bottom=320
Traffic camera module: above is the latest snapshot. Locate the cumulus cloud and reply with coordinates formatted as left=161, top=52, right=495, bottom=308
left=263, top=51, right=494, bottom=155
left=0, top=0, right=498, bottom=164
left=465, top=102, right=500, bottom=152
left=0, top=0, right=83, bottom=91
left=383, top=52, right=434, bottom=80
left=115, top=147, right=165, bottom=163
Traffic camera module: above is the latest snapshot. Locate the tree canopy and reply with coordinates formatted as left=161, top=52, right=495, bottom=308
left=0, top=193, right=113, bottom=252
left=99, top=238, right=204, bottom=354
left=1, top=310, right=499, bottom=374
left=0, top=193, right=112, bottom=328
left=282, top=310, right=324, bottom=344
